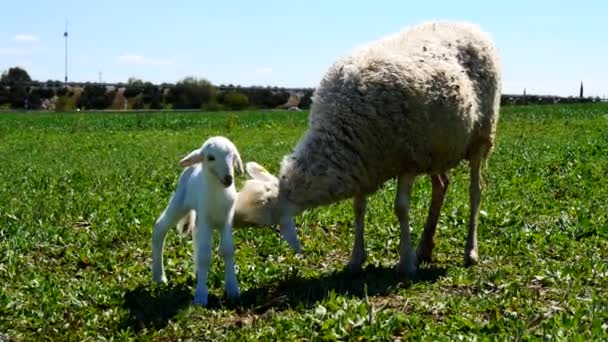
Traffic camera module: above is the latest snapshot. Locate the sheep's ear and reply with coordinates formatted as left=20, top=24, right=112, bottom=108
left=245, top=162, right=277, bottom=182
left=233, top=151, right=244, bottom=174
left=178, top=148, right=203, bottom=168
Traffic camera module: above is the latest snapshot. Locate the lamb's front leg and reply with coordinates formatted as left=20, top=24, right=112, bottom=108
left=395, top=174, right=417, bottom=277
left=193, top=218, right=212, bottom=306
left=220, top=220, right=240, bottom=302
left=347, top=195, right=367, bottom=272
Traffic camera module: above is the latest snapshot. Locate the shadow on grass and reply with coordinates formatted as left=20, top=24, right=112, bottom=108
left=122, top=264, right=446, bottom=331
left=236, top=264, right=446, bottom=314
left=122, top=282, right=193, bottom=332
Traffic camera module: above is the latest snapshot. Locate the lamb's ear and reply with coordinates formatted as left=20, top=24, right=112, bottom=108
left=245, top=162, right=277, bottom=182
left=233, top=150, right=244, bottom=175
left=178, top=148, right=203, bottom=168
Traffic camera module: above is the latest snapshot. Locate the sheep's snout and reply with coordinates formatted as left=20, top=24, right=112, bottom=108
left=222, top=175, right=233, bottom=187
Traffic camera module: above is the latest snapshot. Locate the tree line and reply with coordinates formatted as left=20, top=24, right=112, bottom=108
left=1, top=66, right=603, bottom=111
left=0, top=67, right=314, bottom=111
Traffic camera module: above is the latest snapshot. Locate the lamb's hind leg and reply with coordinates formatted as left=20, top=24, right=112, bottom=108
left=152, top=193, right=187, bottom=283
left=465, top=154, right=484, bottom=267
left=346, top=195, right=367, bottom=272
left=416, top=173, right=449, bottom=264
left=395, top=174, right=417, bottom=277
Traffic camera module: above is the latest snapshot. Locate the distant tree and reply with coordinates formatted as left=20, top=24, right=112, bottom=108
left=222, top=91, right=249, bottom=110
left=56, top=87, right=69, bottom=97
left=299, top=89, right=314, bottom=109
left=8, top=85, right=28, bottom=109
left=0, top=86, right=9, bottom=106
left=149, top=91, right=163, bottom=109
left=168, top=77, right=217, bottom=109
left=127, top=77, right=144, bottom=86
left=77, top=84, right=113, bottom=109
left=37, top=87, right=56, bottom=99
left=132, top=94, right=145, bottom=110
left=1, top=67, right=32, bottom=85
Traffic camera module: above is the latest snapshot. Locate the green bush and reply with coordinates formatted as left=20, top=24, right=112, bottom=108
left=202, top=99, right=224, bottom=112
left=55, top=96, right=76, bottom=112
left=222, top=91, right=249, bottom=110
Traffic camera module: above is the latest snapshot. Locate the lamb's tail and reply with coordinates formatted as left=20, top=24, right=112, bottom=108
left=176, top=210, right=196, bottom=236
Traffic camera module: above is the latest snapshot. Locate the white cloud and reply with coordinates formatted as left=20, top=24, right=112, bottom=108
left=255, top=66, right=273, bottom=76
left=13, top=34, right=38, bottom=42
left=117, top=53, right=172, bottom=66
left=0, top=47, right=33, bottom=56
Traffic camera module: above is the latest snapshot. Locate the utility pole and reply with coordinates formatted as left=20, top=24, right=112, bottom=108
left=579, top=81, right=584, bottom=98
left=64, top=20, right=68, bottom=87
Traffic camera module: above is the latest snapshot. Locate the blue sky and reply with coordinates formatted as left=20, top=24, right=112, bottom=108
left=1, top=0, right=606, bottom=96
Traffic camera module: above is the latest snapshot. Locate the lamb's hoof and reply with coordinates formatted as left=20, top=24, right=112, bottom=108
left=153, top=274, right=167, bottom=284
left=464, top=250, right=478, bottom=267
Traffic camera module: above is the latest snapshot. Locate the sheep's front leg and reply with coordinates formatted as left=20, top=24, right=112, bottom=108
left=193, top=218, right=213, bottom=306
left=416, top=173, right=449, bottom=264
left=395, top=174, right=417, bottom=277
left=152, top=196, right=186, bottom=283
left=220, top=220, right=240, bottom=301
left=465, top=156, right=483, bottom=267
left=347, top=195, right=367, bottom=272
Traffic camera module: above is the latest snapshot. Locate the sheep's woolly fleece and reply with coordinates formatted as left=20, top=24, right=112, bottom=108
left=279, top=21, right=502, bottom=210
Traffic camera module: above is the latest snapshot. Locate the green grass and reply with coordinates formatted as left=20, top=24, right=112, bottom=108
left=1, top=104, right=607, bottom=340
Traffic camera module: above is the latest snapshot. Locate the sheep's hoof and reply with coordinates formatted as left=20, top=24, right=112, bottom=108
left=416, top=248, right=433, bottom=265
left=464, top=249, right=478, bottom=267
left=193, top=294, right=208, bottom=307
left=345, top=260, right=364, bottom=274
left=225, top=287, right=241, bottom=302
left=193, top=287, right=209, bottom=307
left=345, top=253, right=366, bottom=274
left=396, top=262, right=417, bottom=280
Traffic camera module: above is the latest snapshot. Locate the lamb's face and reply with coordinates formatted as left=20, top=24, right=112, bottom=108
left=235, top=162, right=302, bottom=254
left=179, top=136, right=244, bottom=188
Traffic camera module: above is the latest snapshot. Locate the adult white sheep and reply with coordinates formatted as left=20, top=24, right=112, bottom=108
left=151, top=136, right=244, bottom=306
left=235, top=21, right=502, bottom=276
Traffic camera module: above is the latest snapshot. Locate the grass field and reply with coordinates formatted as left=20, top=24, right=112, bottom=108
left=1, top=104, right=607, bottom=340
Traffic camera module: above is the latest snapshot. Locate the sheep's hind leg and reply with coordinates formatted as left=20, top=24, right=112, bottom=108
left=220, top=221, right=240, bottom=302
left=465, top=155, right=483, bottom=267
left=416, top=173, right=449, bottom=264
left=395, top=174, right=417, bottom=277
left=152, top=195, right=187, bottom=283
left=346, top=195, right=367, bottom=272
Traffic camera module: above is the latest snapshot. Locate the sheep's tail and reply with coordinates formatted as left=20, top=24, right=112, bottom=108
left=176, top=210, right=196, bottom=236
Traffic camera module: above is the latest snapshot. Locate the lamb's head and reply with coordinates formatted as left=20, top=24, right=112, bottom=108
left=179, top=136, right=244, bottom=187
left=234, top=162, right=302, bottom=254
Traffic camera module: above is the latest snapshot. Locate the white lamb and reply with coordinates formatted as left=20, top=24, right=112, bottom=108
left=234, top=21, right=502, bottom=276
left=151, top=136, right=244, bottom=306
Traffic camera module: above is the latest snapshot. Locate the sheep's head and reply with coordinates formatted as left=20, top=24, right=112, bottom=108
left=234, top=162, right=302, bottom=254
left=179, top=136, right=244, bottom=187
